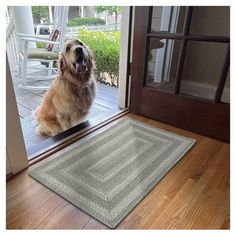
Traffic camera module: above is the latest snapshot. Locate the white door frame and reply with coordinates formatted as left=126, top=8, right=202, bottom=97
left=6, top=54, right=28, bottom=175
left=118, top=6, right=131, bottom=109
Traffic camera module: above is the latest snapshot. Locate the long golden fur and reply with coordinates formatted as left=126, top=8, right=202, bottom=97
left=35, top=39, right=96, bottom=136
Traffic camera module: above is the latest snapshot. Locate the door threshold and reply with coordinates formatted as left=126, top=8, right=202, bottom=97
left=28, top=109, right=130, bottom=166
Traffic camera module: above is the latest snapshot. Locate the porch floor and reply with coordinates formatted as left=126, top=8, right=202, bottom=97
left=12, top=78, right=120, bottom=156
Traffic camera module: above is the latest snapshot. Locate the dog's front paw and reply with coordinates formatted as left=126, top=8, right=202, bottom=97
left=31, top=119, right=38, bottom=126
left=35, top=126, right=41, bottom=136
left=35, top=124, right=49, bottom=136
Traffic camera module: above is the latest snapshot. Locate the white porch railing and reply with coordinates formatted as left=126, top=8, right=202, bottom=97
left=66, top=23, right=121, bottom=36
left=6, top=19, right=19, bottom=77
left=5, top=6, right=12, bottom=25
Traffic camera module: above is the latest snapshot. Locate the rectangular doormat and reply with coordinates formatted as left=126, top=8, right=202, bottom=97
left=28, top=118, right=196, bottom=228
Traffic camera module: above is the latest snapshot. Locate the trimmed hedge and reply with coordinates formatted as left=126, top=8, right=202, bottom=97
left=67, top=17, right=106, bottom=27
left=79, top=28, right=120, bottom=87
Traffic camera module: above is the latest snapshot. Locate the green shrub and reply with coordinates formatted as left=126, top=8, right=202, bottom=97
left=36, top=42, right=46, bottom=48
left=79, top=28, right=120, bottom=87
left=67, top=17, right=106, bottom=27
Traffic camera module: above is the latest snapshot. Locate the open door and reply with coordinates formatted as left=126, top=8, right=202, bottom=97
left=130, top=6, right=230, bottom=142
left=6, top=54, right=28, bottom=174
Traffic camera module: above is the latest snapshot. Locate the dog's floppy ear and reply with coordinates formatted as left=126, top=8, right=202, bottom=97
left=58, top=53, right=67, bottom=76
left=88, top=48, right=95, bottom=70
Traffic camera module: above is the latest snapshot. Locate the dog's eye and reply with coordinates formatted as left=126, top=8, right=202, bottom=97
left=66, top=45, right=71, bottom=52
left=73, top=39, right=83, bottom=46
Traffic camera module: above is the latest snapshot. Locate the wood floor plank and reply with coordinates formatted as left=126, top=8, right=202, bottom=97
left=7, top=185, right=73, bottom=229
left=94, top=97, right=118, bottom=109
left=82, top=218, right=108, bottom=229
left=96, top=91, right=118, bottom=103
left=17, top=93, right=42, bottom=108
left=52, top=205, right=91, bottom=229
left=17, top=103, right=32, bottom=118
left=6, top=113, right=229, bottom=229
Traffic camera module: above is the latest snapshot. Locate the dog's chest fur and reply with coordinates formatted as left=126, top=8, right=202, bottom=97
left=60, top=78, right=96, bottom=115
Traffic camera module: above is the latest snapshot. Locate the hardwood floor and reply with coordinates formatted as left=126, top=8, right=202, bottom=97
left=6, top=113, right=230, bottom=229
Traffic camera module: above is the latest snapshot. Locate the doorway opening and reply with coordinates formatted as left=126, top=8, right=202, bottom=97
left=6, top=6, right=131, bottom=160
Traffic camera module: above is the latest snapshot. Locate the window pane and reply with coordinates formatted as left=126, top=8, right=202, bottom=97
left=189, top=6, right=230, bottom=36
left=150, top=6, right=186, bottom=33
left=180, top=41, right=228, bottom=100
left=221, top=69, right=230, bottom=103
left=145, top=38, right=181, bottom=92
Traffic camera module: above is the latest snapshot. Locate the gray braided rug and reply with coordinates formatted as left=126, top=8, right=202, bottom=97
left=28, top=118, right=196, bottom=228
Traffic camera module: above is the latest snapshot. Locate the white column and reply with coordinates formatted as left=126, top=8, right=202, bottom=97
left=81, top=6, right=84, bottom=18
left=12, top=6, right=36, bottom=48
left=49, top=6, right=53, bottom=24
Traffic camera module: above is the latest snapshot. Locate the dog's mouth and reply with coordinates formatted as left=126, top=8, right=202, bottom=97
left=74, top=60, right=87, bottom=74
left=73, top=47, right=88, bottom=74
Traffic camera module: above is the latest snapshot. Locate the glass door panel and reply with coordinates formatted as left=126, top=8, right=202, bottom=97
left=150, top=6, right=186, bottom=33
left=179, top=41, right=228, bottom=100
left=145, top=38, right=181, bottom=92
left=221, top=69, right=230, bottom=103
left=189, top=6, right=230, bottom=36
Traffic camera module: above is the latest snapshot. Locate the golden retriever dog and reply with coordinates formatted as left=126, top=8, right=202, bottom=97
left=35, top=39, right=96, bottom=136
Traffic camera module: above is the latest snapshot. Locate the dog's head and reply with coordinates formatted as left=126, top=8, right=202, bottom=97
left=58, top=39, right=94, bottom=83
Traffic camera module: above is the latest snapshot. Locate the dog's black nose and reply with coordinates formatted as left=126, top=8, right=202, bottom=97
left=75, top=47, right=83, bottom=55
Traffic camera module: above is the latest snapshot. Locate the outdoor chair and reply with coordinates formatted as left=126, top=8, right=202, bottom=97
left=17, top=6, right=69, bottom=90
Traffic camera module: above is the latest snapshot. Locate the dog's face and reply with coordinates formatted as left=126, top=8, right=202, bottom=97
left=59, top=39, right=94, bottom=82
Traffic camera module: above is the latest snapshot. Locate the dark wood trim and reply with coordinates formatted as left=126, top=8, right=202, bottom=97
left=148, top=6, right=154, bottom=33
left=147, top=33, right=183, bottom=40
left=184, top=7, right=193, bottom=34
left=130, top=6, right=150, bottom=110
left=137, top=87, right=230, bottom=142
left=28, top=109, right=131, bottom=166
left=185, top=35, right=230, bottom=43
left=174, top=7, right=193, bottom=94
left=174, top=39, right=187, bottom=94
left=143, top=8, right=153, bottom=87
left=214, top=44, right=230, bottom=102
left=6, top=173, right=13, bottom=181
left=147, top=33, right=230, bottom=43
